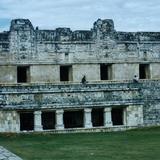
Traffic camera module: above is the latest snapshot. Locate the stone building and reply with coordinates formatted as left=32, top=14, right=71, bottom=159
left=0, top=18, right=160, bottom=132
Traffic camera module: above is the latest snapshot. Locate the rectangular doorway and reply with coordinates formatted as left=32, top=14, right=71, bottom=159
left=92, top=108, right=104, bottom=127
left=100, top=64, right=112, bottom=80
left=60, top=65, right=72, bottom=81
left=42, top=111, right=55, bottom=130
left=111, top=108, right=124, bottom=126
left=64, top=110, right=83, bottom=128
left=17, top=66, right=30, bottom=83
left=20, top=112, right=34, bottom=131
left=139, top=64, right=150, bottom=79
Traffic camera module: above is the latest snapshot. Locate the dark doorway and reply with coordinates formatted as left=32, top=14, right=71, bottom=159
left=111, top=108, right=124, bottom=125
left=64, top=110, right=83, bottom=128
left=92, top=108, right=104, bottom=127
left=42, top=112, right=55, bottom=130
left=139, top=64, right=150, bottom=79
left=17, top=66, right=30, bottom=83
left=100, top=64, right=112, bottom=80
left=60, top=66, right=72, bottom=81
left=20, top=112, right=34, bottom=131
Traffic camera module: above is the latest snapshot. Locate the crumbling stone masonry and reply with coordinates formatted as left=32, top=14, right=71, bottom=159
left=0, top=18, right=160, bottom=133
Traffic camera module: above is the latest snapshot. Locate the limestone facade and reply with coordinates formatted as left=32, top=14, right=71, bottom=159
left=0, top=18, right=160, bottom=132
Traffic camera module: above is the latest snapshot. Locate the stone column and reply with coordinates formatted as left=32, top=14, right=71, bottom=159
left=34, top=111, right=43, bottom=131
left=104, top=108, right=113, bottom=127
left=55, top=109, right=64, bottom=130
left=123, top=107, right=127, bottom=126
left=84, top=108, right=92, bottom=128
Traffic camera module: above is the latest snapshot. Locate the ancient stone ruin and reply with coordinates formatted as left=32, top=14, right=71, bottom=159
left=0, top=18, right=160, bottom=133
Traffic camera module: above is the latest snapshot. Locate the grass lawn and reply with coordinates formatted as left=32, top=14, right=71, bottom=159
left=0, top=127, right=160, bottom=160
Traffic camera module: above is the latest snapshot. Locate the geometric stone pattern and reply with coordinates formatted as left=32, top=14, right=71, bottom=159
left=0, top=80, right=159, bottom=132
left=0, top=82, right=141, bottom=109
left=0, top=18, right=160, bottom=133
left=0, top=146, right=22, bottom=160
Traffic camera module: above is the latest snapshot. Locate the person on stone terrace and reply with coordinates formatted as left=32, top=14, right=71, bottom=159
left=81, top=75, right=87, bottom=84
left=133, top=75, right=139, bottom=83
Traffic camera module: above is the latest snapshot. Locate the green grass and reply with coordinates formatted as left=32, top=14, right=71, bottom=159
left=0, top=127, right=160, bottom=160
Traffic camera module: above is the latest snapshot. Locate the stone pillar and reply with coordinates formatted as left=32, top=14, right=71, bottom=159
left=84, top=108, right=92, bottom=128
left=55, top=109, right=64, bottom=130
left=104, top=108, right=113, bottom=127
left=123, top=108, right=127, bottom=126
left=34, top=111, right=43, bottom=131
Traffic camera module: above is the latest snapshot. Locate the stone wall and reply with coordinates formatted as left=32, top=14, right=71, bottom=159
left=140, top=81, right=160, bottom=125
left=126, top=105, right=143, bottom=126
left=73, top=64, right=100, bottom=82
left=0, top=81, right=141, bottom=109
left=0, top=66, right=17, bottom=83
left=0, top=19, right=160, bottom=64
left=30, top=65, right=60, bottom=83
left=0, top=111, right=19, bottom=132
left=0, top=62, right=158, bottom=83
left=150, top=63, right=160, bottom=79
left=112, top=63, right=139, bottom=80
left=0, top=19, right=160, bottom=83
left=0, top=80, right=159, bottom=131
left=0, top=19, right=160, bottom=132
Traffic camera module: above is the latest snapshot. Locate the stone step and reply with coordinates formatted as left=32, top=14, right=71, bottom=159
left=0, top=146, right=23, bottom=160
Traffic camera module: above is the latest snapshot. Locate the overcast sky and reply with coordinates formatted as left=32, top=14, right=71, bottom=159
left=0, top=0, right=160, bottom=32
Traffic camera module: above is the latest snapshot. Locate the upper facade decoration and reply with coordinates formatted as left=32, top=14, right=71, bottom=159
left=0, top=18, right=160, bottom=64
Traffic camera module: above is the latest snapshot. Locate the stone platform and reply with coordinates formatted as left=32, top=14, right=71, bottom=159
left=0, top=146, right=22, bottom=160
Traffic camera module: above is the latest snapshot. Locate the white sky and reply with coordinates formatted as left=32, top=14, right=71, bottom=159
left=0, top=0, right=160, bottom=32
